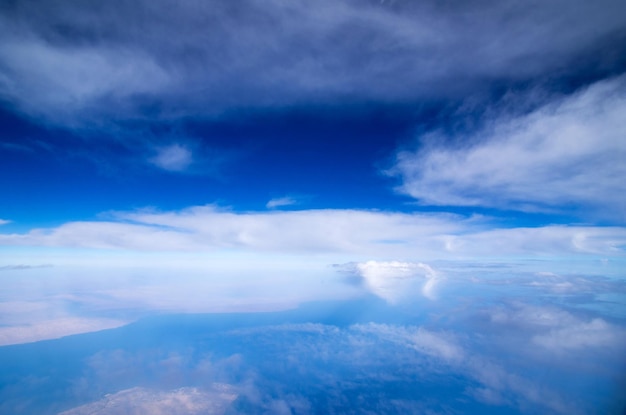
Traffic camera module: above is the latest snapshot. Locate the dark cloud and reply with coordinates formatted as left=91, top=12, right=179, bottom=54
left=1, top=0, right=624, bottom=126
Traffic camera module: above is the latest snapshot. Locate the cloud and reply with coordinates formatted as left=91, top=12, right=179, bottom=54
left=486, top=303, right=626, bottom=353
left=0, top=219, right=10, bottom=225
left=352, top=323, right=463, bottom=362
left=0, top=0, right=624, bottom=125
left=391, top=76, right=626, bottom=220
left=532, top=318, right=625, bottom=352
left=59, top=386, right=237, bottom=415
left=0, top=264, right=52, bottom=271
left=0, top=205, right=625, bottom=258
left=266, top=197, right=297, bottom=209
left=149, top=144, right=193, bottom=172
left=340, top=261, right=442, bottom=302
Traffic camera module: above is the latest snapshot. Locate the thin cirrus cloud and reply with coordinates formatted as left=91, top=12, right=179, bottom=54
left=266, top=197, right=298, bottom=209
left=391, top=76, right=626, bottom=220
left=149, top=144, right=193, bottom=172
left=0, top=0, right=624, bottom=125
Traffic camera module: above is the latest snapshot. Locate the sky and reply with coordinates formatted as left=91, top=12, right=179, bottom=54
left=0, top=1, right=626, bottom=413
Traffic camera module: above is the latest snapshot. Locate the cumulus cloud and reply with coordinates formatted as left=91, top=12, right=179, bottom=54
left=1, top=205, right=625, bottom=258
left=149, top=144, right=193, bottom=172
left=487, top=303, right=626, bottom=353
left=0, top=0, right=624, bottom=125
left=392, top=76, right=626, bottom=219
left=341, top=261, right=442, bottom=302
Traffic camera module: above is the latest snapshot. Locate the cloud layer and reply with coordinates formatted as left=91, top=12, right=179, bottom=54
left=1, top=206, right=625, bottom=257
left=1, top=0, right=624, bottom=124
left=392, top=76, right=626, bottom=219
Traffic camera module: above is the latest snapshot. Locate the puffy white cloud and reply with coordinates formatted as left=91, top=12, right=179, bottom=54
left=149, top=144, right=193, bottom=172
left=392, top=76, right=626, bottom=220
left=341, top=260, right=441, bottom=302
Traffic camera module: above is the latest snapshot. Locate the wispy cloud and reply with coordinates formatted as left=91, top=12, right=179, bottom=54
left=266, top=196, right=297, bottom=209
left=391, top=76, right=626, bottom=220
left=0, top=264, right=52, bottom=271
left=149, top=144, right=193, bottom=172
left=0, top=219, right=11, bottom=225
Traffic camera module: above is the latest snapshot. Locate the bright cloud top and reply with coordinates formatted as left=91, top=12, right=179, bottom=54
left=344, top=261, right=442, bottom=303
left=392, top=76, right=626, bottom=219
left=1, top=206, right=625, bottom=258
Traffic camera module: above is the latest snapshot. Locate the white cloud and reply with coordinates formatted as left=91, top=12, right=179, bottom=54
left=392, top=76, right=626, bottom=219
left=487, top=303, right=626, bottom=352
left=343, top=260, right=441, bottom=302
left=0, top=219, right=10, bottom=225
left=0, top=205, right=625, bottom=258
left=532, top=318, right=625, bottom=351
left=266, top=197, right=297, bottom=209
left=149, top=144, right=193, bottom=172
left=59, top=386, right=237, bottom=415
left=353, top=323, right=464, bottom=362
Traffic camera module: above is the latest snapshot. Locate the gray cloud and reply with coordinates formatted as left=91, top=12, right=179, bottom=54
left=1, top=0, right=624, bottom=125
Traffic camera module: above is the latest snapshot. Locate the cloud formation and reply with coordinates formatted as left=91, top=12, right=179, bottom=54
left=266, top=197, right=297, bottom=209
left=341, top=261, right=442, bottom=302
left=59, top=385, right=237, bottom=415
left=1, top=205, right=625, bottom=257
left=149, top=144, right=193, bottom=172
left=0, top=0, right=624, bottom=125
left=392, top=76, right=626, bottom=219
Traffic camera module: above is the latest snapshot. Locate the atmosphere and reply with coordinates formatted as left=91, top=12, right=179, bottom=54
left=1, top=1, right=626, bottom=414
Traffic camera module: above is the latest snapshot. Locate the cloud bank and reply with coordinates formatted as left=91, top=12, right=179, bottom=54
left=1, top=206, right=625, bottom=257
left=1, top=0, right=624, bottom=125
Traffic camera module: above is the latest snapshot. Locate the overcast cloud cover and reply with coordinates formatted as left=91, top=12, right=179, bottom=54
left=1, top=0, right=625, bottom=414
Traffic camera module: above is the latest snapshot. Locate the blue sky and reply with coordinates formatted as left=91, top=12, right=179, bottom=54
left=0, top=2, right=626, bottom=413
